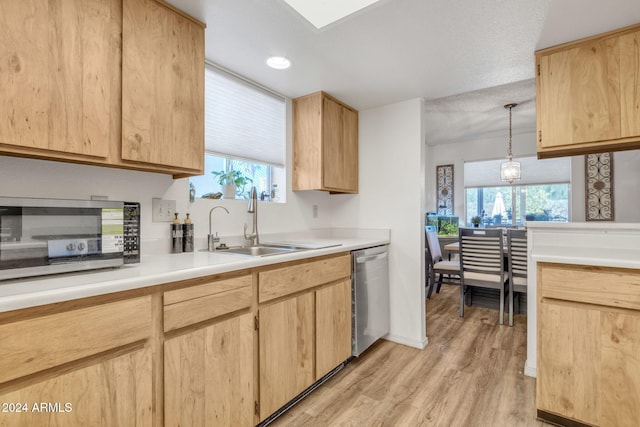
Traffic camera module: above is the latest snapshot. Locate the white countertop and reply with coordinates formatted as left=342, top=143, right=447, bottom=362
left=526, top=221, right=640, bottom=269
left=0, top=229, right=389, bottom=313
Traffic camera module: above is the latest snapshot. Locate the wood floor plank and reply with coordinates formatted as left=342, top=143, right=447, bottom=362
left=271, top=284, right=546, bottom=427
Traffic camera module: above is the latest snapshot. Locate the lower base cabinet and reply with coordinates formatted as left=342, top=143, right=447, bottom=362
left=259, top=293, right=315, bottom=420
left=0, top=253, right=353, bottom=427
left=164, top=312, right=254, bottom=427
left=316, top=279, right=352, bottom=379
left=537, top=262, right=640, bottom=427
left=0, top=345, right=152, bottom=427
left=258, top=274, right=352, bottom=421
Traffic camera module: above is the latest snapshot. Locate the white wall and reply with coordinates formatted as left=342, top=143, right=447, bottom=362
left=331, top=98, right=427, bottom=349
left=0, top=100, right=332, bottom=253
left=571, top=150, right=640, bottom=222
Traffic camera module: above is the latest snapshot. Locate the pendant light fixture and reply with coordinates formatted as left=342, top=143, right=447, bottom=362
left=501, top=103, right=521, bottom=184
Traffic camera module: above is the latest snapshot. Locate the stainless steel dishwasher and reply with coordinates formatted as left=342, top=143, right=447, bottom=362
left=352, top=245, right=390, bottom=356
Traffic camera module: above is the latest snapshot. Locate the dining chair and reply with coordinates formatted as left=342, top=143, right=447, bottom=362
left=507, top=228, right=528, bottom=326
left=425, top=228, right=460, bottom=298
left=458, top=228, right=508, bottom=324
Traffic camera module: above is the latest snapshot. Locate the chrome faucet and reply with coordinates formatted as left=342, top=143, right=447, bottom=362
left=208, top=206, right=229, bottom=251
left=243, top=186, right=259, bottom=246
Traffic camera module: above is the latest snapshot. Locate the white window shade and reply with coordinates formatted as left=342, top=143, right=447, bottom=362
left=205, top=64, right=285, bottom=167
left=464, top=156, right=571, bottom=187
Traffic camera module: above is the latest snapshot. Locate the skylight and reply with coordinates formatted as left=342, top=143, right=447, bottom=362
left=283, top=0, right=382, bottom=29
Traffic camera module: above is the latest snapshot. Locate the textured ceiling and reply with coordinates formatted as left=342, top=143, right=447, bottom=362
left=424, top=79, right=536, bottom=145
left=168, top=0, right=640, bottom=143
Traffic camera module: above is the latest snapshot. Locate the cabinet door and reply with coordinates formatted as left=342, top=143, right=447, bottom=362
left=0, top=348, right=152, bottom=427
left=322, top=97, right=358, bottom=193
left=259, top=293, right=314, bottom=420
left=0, top=0, right=118, bottom=159
left=122, top=0, right=204, bottom=172
left=538, top=36, right=621, bottom=150
left=316, top=279, right=352, bottom=379
left=164, top=313, right=254, bottom=427
left=292, top=93, right=323, bottom=191
left=620, top=30, right=640, bottom=138
left=538, top=300, right=640, bottom=427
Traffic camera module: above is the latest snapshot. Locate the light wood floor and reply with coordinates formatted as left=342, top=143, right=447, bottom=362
left=271, top=283, right=548, bottom=427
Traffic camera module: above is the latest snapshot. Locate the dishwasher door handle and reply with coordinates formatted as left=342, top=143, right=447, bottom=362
left=355, top=252, right=388, bottom=263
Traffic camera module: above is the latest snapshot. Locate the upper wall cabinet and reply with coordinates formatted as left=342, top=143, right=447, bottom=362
left=536, top=23, right=640, bottom=158
left=293, top=91, right=358, bottom=194
left=122, top=0, right=204, bottom=174
left=0, top=0, right=120, bottom=160
left=0, top=0, right=204, bottom=177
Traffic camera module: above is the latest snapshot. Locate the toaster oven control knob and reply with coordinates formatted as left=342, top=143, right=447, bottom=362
left=77, top=242, right=86, bottom=251
left=66, top=243, right=76, bottom=251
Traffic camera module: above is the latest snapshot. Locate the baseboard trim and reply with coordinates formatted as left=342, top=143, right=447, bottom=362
left=524, top=359, right=537, bottom=378
left=384, top=333, right=428, bottom=350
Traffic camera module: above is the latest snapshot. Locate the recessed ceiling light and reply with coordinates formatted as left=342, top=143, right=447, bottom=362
left=266, top=56, right=292, bottom=70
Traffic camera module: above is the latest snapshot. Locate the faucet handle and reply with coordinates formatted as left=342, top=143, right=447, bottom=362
left=243, top=223, right=255, bottom=240
left=207, top=233, right=220, bottom=251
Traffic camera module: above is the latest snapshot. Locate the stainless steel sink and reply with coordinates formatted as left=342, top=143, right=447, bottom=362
left=217, top=245, right=304, bottom=257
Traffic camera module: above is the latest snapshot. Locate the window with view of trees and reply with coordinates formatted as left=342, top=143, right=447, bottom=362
left=465, top=184, right=569, bottom=226
left=463, top=156, right=571, bottom=226
left=189, top=62, right=286, bottom=202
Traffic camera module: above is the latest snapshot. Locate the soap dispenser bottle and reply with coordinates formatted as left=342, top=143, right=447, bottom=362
left=171, top=213, right=183, bottom=253
left=183, top=213, right=194, bottom=252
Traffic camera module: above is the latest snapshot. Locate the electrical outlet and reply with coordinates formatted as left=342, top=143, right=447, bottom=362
left=312, top=205, right=318, bottom=219
left=152, top=198, right=176, bottom=222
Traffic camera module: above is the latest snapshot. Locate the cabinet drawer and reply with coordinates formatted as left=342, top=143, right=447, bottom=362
left=163, top=275, right=252, bottom=332
left=259, top=254, right=351, bottom=303
left=539, top=263, right=640, bottom=310
left=0, top=296, right=152, bottom=384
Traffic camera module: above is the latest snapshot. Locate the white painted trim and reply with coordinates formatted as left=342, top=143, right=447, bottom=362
left=524, top=359, right=537, bottom=378
left=384, top=334, right=428, bottom=350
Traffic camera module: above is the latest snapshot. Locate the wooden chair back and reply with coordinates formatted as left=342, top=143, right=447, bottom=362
left=507, top=229, right=528, bottom=281
left=459, top=228, right=504, bottom=276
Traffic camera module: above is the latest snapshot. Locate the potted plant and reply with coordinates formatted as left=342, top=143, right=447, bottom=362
left=471, top=216, right=482, bottom=227
left=211, top=170, right=253, bottom=199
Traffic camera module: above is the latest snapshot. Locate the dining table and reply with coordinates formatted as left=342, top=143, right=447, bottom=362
left=443, top=241, right=459, bottom=257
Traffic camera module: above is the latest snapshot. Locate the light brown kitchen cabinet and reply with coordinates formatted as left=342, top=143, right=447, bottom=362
left=258, top=292, right=315, bottom=419
left=0, top=0, right=204, bottom=177
left=315, top=278, right=353, bottom=379
left=0, top=296, right=154, bottom=427
left=0, top=0, right=119, bottom=161
left=257, top=253, right=352, bottom=420
left=536, top=23, right=640, bottom=158
left=164, top=312, right=254, bottom=427
left=537, top=262, right=640, bottom=427
left=162, top=275, right=254, bottom=427
left=122, top=0, right=204, bottom=173
left=0, top=254, right=355, bottom=427
left=293, top=91, right=359, bottom=193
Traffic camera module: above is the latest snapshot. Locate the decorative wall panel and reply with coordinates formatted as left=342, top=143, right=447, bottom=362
left=436, top=164, right=454, bottom=215
left=585, top=153, right=614, bottom=221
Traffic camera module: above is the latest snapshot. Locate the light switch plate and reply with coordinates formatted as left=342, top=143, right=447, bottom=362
left=152, top=198, right=176, bottom=222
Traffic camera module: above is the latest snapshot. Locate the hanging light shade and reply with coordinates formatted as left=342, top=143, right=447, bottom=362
left=501, top=103, right=521, bottom=184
